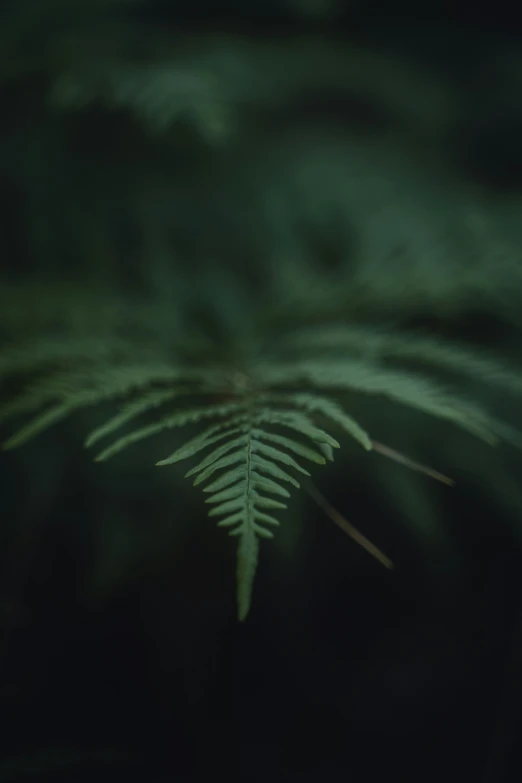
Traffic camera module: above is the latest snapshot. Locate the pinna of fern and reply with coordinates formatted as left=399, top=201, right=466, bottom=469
left=1, top=289, right=521, bottom=619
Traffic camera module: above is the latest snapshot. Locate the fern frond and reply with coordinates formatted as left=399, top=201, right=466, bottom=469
left=157, top=399, right=341, bottom=620
left=271, top=325, right=522, bottom=447
left=1, top=360, right=206, bottom=449
left=283, top=325, right=522, bottom=395
left=260, top=358, right=506, bottom=445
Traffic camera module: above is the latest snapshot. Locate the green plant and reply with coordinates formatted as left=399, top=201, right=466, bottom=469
left=1, top=277, right=521, bottom=619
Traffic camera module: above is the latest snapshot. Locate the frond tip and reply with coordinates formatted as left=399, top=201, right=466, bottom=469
left=156, top=399, right=345, bottom=620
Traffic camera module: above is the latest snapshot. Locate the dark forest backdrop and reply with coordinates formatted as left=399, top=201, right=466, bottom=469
left=1, top=2, right=522, bottom=781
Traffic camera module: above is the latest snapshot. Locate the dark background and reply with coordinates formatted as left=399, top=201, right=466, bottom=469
left=1, top=2, right=522, bottom=781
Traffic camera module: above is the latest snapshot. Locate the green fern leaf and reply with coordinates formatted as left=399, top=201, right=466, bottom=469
left=158, top=399, right=342, bottom=619
left=274, top=359, right=502, bottom=444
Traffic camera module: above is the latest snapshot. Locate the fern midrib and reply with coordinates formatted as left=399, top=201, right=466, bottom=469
left=237, top=400, right=258, bottom=621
